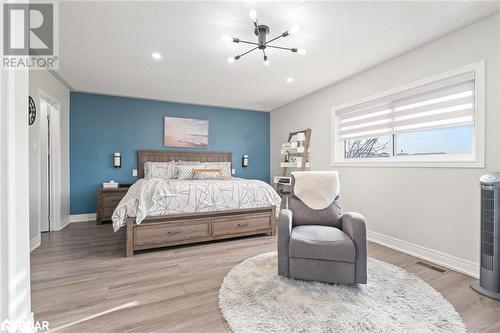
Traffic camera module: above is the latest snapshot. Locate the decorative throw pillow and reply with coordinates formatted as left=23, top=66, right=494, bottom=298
left=177, top=164, right=225, bottom=180
left=177, top=164, right=200, bottom=180
left=200, top=162, right=231, bottom=178
left=194, top=168, right=225, bottom=180
left=173, top=161, right=204, bottom=178
left=144, top=161, right=176, bottom=179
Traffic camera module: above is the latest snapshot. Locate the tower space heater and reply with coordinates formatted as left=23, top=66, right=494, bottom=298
left=471, top=173, right=500, bottom=300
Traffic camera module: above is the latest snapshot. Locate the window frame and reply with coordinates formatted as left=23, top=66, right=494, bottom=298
left=331, top=61, right=485, bottom=168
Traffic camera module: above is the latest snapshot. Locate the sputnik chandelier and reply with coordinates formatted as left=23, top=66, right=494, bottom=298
left=223, top=9, right=306, bottom=66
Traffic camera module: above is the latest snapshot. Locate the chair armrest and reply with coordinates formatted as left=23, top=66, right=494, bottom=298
left=279, top=209, right=293, bottom=237
left=278, top=209, right=293, bottom=277
left=341, top=212, right=367, bottom=283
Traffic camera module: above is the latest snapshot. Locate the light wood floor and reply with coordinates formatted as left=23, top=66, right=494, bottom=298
left=31, top=222, right=500, bottom=333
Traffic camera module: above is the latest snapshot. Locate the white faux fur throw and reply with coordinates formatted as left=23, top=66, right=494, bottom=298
left=292, top=171, right=339, bottom=210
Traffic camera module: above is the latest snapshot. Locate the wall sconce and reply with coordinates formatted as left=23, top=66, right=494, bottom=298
left=114, top=152, right=121, bottom=168
left=242, top=154, right=249, bottom=167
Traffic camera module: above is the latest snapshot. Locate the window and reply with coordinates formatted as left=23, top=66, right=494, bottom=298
left=396, top=125, right=473, bottom=156
left=332, top=61, right=484, bottom=167
left=344, top=135, right=391, bottom=159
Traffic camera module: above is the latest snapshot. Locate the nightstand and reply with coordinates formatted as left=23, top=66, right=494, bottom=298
left=96, top=187, right=129, bottom=224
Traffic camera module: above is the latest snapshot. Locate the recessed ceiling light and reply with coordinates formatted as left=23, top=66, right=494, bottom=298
left=151, top=52, right=162, bottom=60
left=286, top=77, right=294, bottom=83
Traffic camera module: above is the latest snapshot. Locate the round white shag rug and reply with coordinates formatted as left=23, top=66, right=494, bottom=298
left=219, top=252, right=466, bottom=333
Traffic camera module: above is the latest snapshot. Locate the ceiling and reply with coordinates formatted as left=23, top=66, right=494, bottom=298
left=58, top=1, right=500, bottom=111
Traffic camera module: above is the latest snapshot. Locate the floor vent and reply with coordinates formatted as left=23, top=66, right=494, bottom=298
left=415, top=261, right=447, bottom=273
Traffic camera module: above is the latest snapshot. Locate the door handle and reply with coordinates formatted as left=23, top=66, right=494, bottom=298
left=238, top=222, right=249, bottom=227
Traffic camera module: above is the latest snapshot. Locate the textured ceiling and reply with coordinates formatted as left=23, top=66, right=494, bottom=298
left=58, top=1, right=500, bottom=111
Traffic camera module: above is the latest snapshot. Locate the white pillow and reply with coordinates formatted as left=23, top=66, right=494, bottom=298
left=143, top=161, right=176, bottom=179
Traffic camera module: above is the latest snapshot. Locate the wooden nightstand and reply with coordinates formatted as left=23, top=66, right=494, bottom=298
left=96, top=187, right=129, bottom=224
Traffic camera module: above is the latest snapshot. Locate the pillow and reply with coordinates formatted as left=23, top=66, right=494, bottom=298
left=143, top=161, right=176, bottom=179
left=177, top=164, right=225, bottom=180
left=172, top=161, right=204, bottom=178
left=176, top=161, right=232, bottom=179
left=199, top=162, right=231, bottom=178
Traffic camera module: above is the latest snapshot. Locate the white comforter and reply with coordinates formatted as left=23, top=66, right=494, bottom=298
left=112, top=178, right=282, bottom=231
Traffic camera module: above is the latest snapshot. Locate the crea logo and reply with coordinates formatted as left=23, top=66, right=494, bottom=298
left=2, top=1, right=58, bottom=70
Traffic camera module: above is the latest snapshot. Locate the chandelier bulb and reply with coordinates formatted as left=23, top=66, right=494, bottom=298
left=289, top=25, right=300, bottom=35
left=249, top=9, right=257, bottom=21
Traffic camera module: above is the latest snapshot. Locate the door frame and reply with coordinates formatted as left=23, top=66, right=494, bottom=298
left=38, top=89, right=61, bottom=233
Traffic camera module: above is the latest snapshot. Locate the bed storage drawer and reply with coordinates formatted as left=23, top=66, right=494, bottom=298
left=212, top=214, right=271, bottom=236
left=134, top=220, right=210, bottom=246
left=126, top=208, right=276, bottom=256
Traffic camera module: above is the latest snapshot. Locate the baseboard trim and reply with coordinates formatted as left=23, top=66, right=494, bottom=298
left=57, top=216, right=71, bottom=231
left=30, top=234, right=41, bottom=252
left=69, top=213, right=96, bottom=223
left=367, top=230, right=479, bottom=279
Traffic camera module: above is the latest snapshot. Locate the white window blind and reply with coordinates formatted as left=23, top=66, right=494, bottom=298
left=337, top=72, right=475, bottom=140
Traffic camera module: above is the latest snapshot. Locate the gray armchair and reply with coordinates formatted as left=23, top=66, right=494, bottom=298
left=278, top=179, right=367, bottom=285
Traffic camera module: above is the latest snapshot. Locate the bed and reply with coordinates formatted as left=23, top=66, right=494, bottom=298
left=112, top=150, right=281, bottom=256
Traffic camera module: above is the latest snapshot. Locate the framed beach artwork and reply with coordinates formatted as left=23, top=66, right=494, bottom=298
left=164, top=116, right=209, bottom=148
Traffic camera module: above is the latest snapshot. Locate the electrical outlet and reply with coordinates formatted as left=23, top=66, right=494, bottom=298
left=232, top=168, right=236, bottom=175
left=132, top=169, right=137, bottom=177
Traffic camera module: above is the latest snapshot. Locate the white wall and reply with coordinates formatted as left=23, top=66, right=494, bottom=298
left=271, top=14, right=500, bottom=276
left=0, top=68, right=32, bottom=329
left=29, top=71, right=70, bottom=248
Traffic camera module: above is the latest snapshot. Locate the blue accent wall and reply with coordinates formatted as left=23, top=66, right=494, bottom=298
left=70, top=92, right=270, bottom=214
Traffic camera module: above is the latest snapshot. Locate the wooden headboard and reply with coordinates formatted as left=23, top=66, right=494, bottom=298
left=137, top=150, right=232, bottom=178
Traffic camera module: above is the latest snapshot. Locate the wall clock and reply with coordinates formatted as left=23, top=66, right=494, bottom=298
left=28, top=96, right=36, bottom=125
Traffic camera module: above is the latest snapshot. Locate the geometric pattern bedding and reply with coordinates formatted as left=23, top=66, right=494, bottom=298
left=112, top=178, right=282, bottom=231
